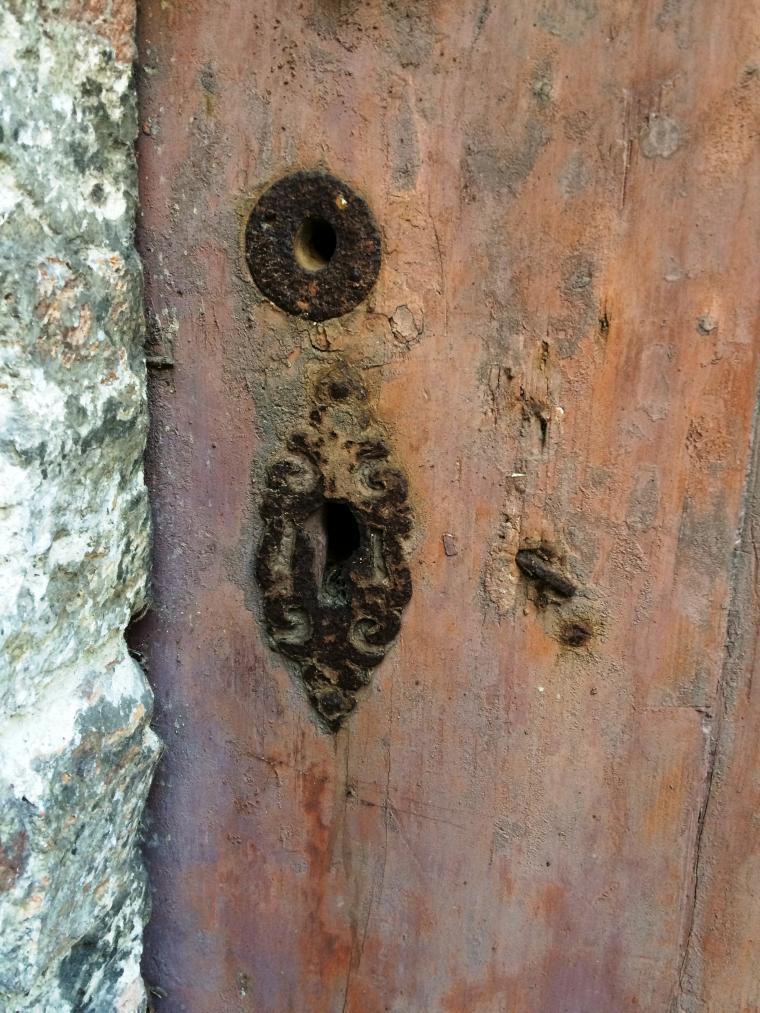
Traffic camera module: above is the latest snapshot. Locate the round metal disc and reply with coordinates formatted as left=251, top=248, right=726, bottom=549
left=244, top=171, right=382, bottom=322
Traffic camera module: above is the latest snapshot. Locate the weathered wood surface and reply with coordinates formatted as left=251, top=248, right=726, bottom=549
left=679, top=421, right=760, bottom=1012
left=134, top=2, right=760, bottom=1010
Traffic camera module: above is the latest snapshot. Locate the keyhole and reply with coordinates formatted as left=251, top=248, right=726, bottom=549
left=306, top=500, right=362, bottom=603
left=323, top=500, right=361, bottom=568
left=294, top=217, right=337, bottom=272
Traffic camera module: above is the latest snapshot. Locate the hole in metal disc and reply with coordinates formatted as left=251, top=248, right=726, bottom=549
left=294, top=217, right=337, bottom=272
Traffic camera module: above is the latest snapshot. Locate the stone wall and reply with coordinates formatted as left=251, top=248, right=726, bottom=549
left=0, top=3, right=158, bottom=1009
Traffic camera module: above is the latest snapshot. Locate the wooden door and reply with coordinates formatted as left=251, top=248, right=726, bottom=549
left=133, top=2, right=760, bottom=1010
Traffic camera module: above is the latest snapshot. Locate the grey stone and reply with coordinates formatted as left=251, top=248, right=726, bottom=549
left=0, top=3, right=159, bottom=1009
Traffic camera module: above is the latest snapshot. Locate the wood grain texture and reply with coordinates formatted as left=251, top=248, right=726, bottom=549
left=134, top=2, right=760, bottom=1010
left=678, top=422, right=760, bottom=1013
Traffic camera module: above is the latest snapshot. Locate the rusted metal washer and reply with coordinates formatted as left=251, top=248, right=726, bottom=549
left=245, top=170, right=381, bottom=321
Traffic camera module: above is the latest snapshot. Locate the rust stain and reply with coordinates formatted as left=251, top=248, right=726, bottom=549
left=64, top=0, right=137, bottom=63
left=0, top=831, right=27, bottom=893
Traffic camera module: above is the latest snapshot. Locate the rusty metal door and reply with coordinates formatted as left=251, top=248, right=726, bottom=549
left=133, top=2, right=760, bottom=1010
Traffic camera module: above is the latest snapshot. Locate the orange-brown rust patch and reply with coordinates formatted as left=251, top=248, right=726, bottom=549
left=299, top=763, right=354, bottom=990
left=443, top=971, right=520, bottom=1013
left=0, top=831, right=28, bottom=892
left=63, top=0, right=136, bottom=63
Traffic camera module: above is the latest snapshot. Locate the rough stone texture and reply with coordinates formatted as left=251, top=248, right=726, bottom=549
left=0, top=3, right=159, bottom=1010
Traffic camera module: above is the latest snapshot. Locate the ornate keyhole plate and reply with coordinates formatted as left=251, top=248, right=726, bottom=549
left=256, top=364, right=413, bottom=729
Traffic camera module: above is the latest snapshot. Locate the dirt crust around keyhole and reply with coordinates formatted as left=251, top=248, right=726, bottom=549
left=245, top=170, right=382, bottom=321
